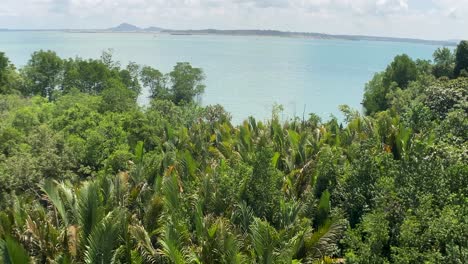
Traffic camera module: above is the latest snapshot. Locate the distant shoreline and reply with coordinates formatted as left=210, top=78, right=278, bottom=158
left=0, top=28, right=458, bottom=46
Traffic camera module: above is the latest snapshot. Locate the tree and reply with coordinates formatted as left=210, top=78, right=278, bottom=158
left=1, top=46, right=467, bottom=263
left=140, top=66, right=168, bottom=99
left=0, top=52, right=19, bottom=94
left=383, top=54, right=418, bottom=89
left=242, top=148, right=282, bottom=222
left=62, top=58, right=112, bottom=94
left=0, top=52, right=10, bottom=88
left=21, top=50, right=63, bottom=99
left=424, top=77, right=468, bottom=118
left=363, top=73, right=394, bottom=115
left=364, top=55, right=419, bottom=115
left=169, top=62, right=205, bottom=105
left=120, top=62, right=142, bottom=96
left=454, top=40, right=468, bottom=77
left=432, top=47, right=455, bottom=78
left=100, top=78, right=137, bottom=113
left=100, top=48, right=120, bottom=69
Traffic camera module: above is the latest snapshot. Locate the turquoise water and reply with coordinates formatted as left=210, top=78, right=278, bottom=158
left=0, top=31, right=441, bottom=123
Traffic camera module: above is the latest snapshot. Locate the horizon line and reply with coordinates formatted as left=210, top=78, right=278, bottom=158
left=0, top=25, right=462, bottom=44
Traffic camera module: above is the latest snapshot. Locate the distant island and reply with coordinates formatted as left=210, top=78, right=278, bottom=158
left=107, top=23, right=164, bottom=32
left=2, top=23, right=458, bottom=46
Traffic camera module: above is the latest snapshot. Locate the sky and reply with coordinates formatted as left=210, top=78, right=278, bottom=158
left=0, top=0, right=467, bottom=40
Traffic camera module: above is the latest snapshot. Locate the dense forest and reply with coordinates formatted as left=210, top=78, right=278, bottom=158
left=0, top=41, right=466, bottom=264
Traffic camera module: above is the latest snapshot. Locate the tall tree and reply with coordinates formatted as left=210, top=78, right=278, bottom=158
left=21, top=50, right=63, bottom=99
left=432, top=47, right=455, bottom=78
left=62, top=58, right=112, bottom=94
left=454, top=40, right=468, bottom=77
left=169, top=62, right=205, bottom=105
left=383, top=54, right=418, bottom=89
left=0, top=52, right=9, bottom=87
left=140, top=66, right=168, bottom=99
left=363, top=73, right=392, bottom=115
left=0, top=52, right=18, bottom=94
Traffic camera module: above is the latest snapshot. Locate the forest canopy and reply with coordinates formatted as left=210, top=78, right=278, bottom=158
left=0, top=41, right=466, bottom=264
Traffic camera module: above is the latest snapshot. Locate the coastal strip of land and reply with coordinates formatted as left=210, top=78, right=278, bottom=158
left=0, top=23, right=458, bottom=46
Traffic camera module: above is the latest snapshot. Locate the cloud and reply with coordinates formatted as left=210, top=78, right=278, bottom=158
left=432, top=0, right=468, bottom=19
left=288, top=0, right=409, bottom=15
left=234, top=0, right=290, bottom=8
left=0, top=0, right=467, bottom=39
left=376, top=0, right=408, bottom=14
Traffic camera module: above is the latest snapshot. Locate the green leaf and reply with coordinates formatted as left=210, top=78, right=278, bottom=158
left=271, top=152, right=281, bottom=168
left=84, top=210, right=125, bottom=264
left=0, top=236, right=30, bottom=264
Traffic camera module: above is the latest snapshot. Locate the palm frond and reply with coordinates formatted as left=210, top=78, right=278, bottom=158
left=41, top=179, right=70, bottom=226
left=75, top=181, right=106, bottom=259
left=278, top=199, right=302, bottom=229
left=305, top=219, right=348, bottom=261
left=77, top=181, right=104, bottom=242
left=129, top=225, right=160, bottom=264
left=84, top=210, right=125, bottom=264
left=0, top=236, right=31, bottom=264
left=249, top=218, right=279, bottom=264
left=159, top=232, right=188, bottom=264
left=231, top=201, right=254, bottom=233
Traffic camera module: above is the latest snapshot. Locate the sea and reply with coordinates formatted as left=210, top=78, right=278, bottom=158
left=0, top=31, right=444, bottom=123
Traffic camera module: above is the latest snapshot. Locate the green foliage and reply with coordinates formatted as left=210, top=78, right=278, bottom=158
left=433, top=47, right=455, bottom=78
left=100, top=78, right=137, bottom=113
left=344, top=211, right=390, bottom=264
left=78, top=181, right=105, bottom=243
left=0, top=236, right=31, bottom=264
left=0, top=52, right=20, bottom=95
left=0, top=47, right=466, bottom=264
left=250, top=218, right=279, bottom=264
left=140, top=65, right=168, bottom=100
left=454, top=40, right=468, bottom=77
left=21, top=50, right=63, bottom=99
left=84, top=210, right=126, bottom=264
left=242, top=148, right=282, bottom=222
left=169, top=62, right=205, bottom=105
left=383, top=54, right=418, bottom=89
left=315, top=190, right=330, bottom=227
left=364, top=54, right=419, bottom=115
left=0, top=52, right=9, bottom=86
left=424, top=77, right=468, bottom=119
left=141, top=63, right=205, bottom=105
left=363, top=73, right=394, bottom=115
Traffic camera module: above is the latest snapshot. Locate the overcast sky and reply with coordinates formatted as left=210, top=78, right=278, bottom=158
left=0, top=0, right=467, bottom=40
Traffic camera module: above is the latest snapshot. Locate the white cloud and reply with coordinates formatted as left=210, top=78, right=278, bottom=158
left=0, top=0, right=467, bottom=39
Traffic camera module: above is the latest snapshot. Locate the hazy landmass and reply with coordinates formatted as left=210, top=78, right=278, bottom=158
left=160, top=29, right=457, bottom=46
left=0, top=23, right=458, bottom=46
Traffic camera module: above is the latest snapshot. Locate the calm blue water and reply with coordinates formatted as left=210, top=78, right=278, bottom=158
left=0, top=31, right=441, bottom=123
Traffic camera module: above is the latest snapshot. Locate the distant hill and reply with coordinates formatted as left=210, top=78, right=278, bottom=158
left=144, top=26, right=164, bottom=32
left=107, top=23, right=142, bottom=32
left=105, top=23, right=165, bottom=32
